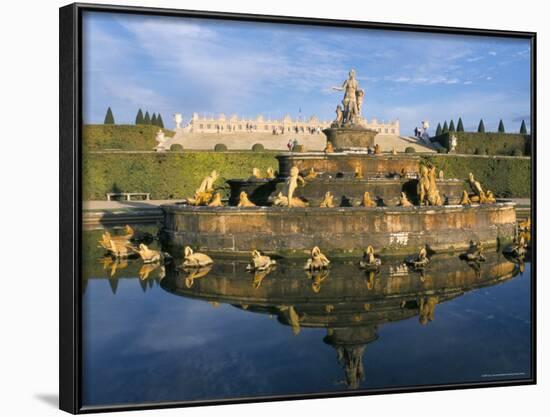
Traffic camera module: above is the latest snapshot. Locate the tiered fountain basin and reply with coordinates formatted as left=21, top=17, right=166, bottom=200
left=160, top=201, right=516, bottom=257
left=276, top=152, right=420, bottom=177
left=228, top=152, right=464, bottom=206
left=228, top=176, right=464, bottom=206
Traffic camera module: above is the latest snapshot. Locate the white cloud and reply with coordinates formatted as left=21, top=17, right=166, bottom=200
left=466, top=56, right=484, bottom=63
left=488, top=51, right=497, bottom=56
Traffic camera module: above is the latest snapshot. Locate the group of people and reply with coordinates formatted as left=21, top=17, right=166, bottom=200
left=272, top=126, right=323, bottom=135
left=287, top=138, right=300, bottom=151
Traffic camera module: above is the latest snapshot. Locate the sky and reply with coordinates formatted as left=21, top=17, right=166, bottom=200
left=82, top=11, right=532, bottom=135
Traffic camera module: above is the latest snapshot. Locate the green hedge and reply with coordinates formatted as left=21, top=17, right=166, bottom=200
left=83, top=124, right=175, bottom=151
left=423, top=154, right=531, bottom=198
left=431, top=131, right=531, bottom=156
left=83, top=151, right=279, bottom=200
left=83, top=151, right=531, bottom=200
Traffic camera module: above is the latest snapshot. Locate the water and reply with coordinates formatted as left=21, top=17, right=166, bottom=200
left=82, top=228, right=532, bottom=407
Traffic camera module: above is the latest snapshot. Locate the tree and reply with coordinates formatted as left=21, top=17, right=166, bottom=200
left=135, top=109, right=144, bottom=124
left=442, top=121, right=449, bottom=133
left=144, top=111, right=151, bottom=124
left=449, top=119, right=455, bottom=132
left=457, top=117, right=464, bottom=132
left=157, top=114, right=164, bottom=128
left=435, top=123, right=442, bottom=136
left=151, top=113, right=157, bottom=126
left=520, top=120, right=527, bottom=134
left=103, top=107, right=115, bottom=124
left=498, top=119, right=505, bottom=133
left=477, top=119, right=485, bottom=133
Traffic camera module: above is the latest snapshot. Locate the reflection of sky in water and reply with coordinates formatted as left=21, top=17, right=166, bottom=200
left=82, top=253, right=531, bottom=407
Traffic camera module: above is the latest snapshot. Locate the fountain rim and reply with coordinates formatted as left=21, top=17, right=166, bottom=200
left=161, top=201, right=516, bottom=214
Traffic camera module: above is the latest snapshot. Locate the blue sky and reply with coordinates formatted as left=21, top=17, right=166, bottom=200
left=82, top=11, right=531, bottom=135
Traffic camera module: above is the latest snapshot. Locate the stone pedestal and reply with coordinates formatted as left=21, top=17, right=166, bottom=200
left=323, top=126, right=378, bottom=151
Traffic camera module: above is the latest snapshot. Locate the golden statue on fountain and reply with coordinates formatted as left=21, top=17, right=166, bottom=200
left=188, top=170, right=219, bottom=206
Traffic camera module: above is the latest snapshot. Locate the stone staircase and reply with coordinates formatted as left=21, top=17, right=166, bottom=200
left=164, top=130, right=437, bottom=153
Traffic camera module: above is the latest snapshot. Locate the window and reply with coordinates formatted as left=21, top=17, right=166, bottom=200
left=207, top=124, right=211, bottom=129
left=238, top=125, right=242, bottom=129
left=391, top=129, right=395, bottom=134
left=385, top=128, right=388, bottom=133
left=199, top=124, right=203, bottom=129
left=265, top=125, right=268, bottom=130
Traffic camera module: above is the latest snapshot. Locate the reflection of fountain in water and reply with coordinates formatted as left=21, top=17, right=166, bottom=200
left=324, top=326, right=378, bottom=389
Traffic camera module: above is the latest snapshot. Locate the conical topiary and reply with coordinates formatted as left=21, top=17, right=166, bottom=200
left=135, top=109, right=144, bottom=125
left=103, top=107, right=115, bottom=124
left=477, top=119, right=485, bottom=133
left=457, top=117, right=464, bottom=132
left=498, top=119, right=505, bottom=133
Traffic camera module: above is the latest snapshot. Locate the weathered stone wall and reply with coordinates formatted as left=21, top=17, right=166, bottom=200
left=161, top=203, right=516, bottom=256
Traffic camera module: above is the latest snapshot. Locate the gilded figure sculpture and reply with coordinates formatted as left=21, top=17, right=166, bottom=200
left=304, top=246, right=330, bottom=270
left=459, top=190, right=471, bottom=205
left=98, top=226, right=136, bottom=259
left=460, top=241, right=486, bottom=263
left=324, top=141, right=334, bottom=153
left=182, top=246, right=213, bottom=268
left=360, top=191, right=377, bottom=207
left=207, top=192, right=224, bottom=207
left=359, top=245, right=381, bottom=270
left=485, top=190, right=496, bottom=204
left=319, top=191, right=335, bottom=208
left=285, top=166, right=305, bottom=207
left=418, top=164, right=442, bottom=206
left=136, top=243, right=162, bottom=264
left=246, top=250, right=276, bottom=271
left=251, top=167, right=262, bottom=179
left=188, top=170, right=219, bottom=206
left=266, top=167, right=276, bottom=179
left=468, top=172, right=483, bottom=201
left=238, top=191, right=256, bottom=207
left=405, top=245, right=430, bottom=269
left=304, top=167, right=318, bottom=180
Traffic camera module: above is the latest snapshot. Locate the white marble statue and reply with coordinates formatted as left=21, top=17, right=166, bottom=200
left=155, top=129, right=168, bottom=152
left=174, top=113, right=183, bottom=129
left=450, top=134, right=458, bottom=152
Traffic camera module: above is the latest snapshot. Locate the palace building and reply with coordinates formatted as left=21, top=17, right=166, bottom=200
left=184, top=112, right=400, bottom=136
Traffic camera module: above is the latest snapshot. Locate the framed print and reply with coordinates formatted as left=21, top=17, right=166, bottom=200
left=60, top=3, right=536, bottom=413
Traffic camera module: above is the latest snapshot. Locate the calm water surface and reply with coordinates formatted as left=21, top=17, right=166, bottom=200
left=82, top=228, right=532, bottom=407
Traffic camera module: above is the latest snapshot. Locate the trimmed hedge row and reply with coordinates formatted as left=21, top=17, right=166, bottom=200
left=430, top=131, right=531, bottom=156
left=423, top=154, right=531, bottom=198
left=83, top=151, right=279, bottom=200
left=83, top=124, right=175, bottom=151
left=83, top=151, right=531, bottom=200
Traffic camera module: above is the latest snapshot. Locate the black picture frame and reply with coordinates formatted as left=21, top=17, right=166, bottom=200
left=59, top=2, right=537, bottom=414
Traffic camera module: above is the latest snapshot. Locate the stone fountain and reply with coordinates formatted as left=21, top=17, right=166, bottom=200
left=160, top=70, right=516, bottom=257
